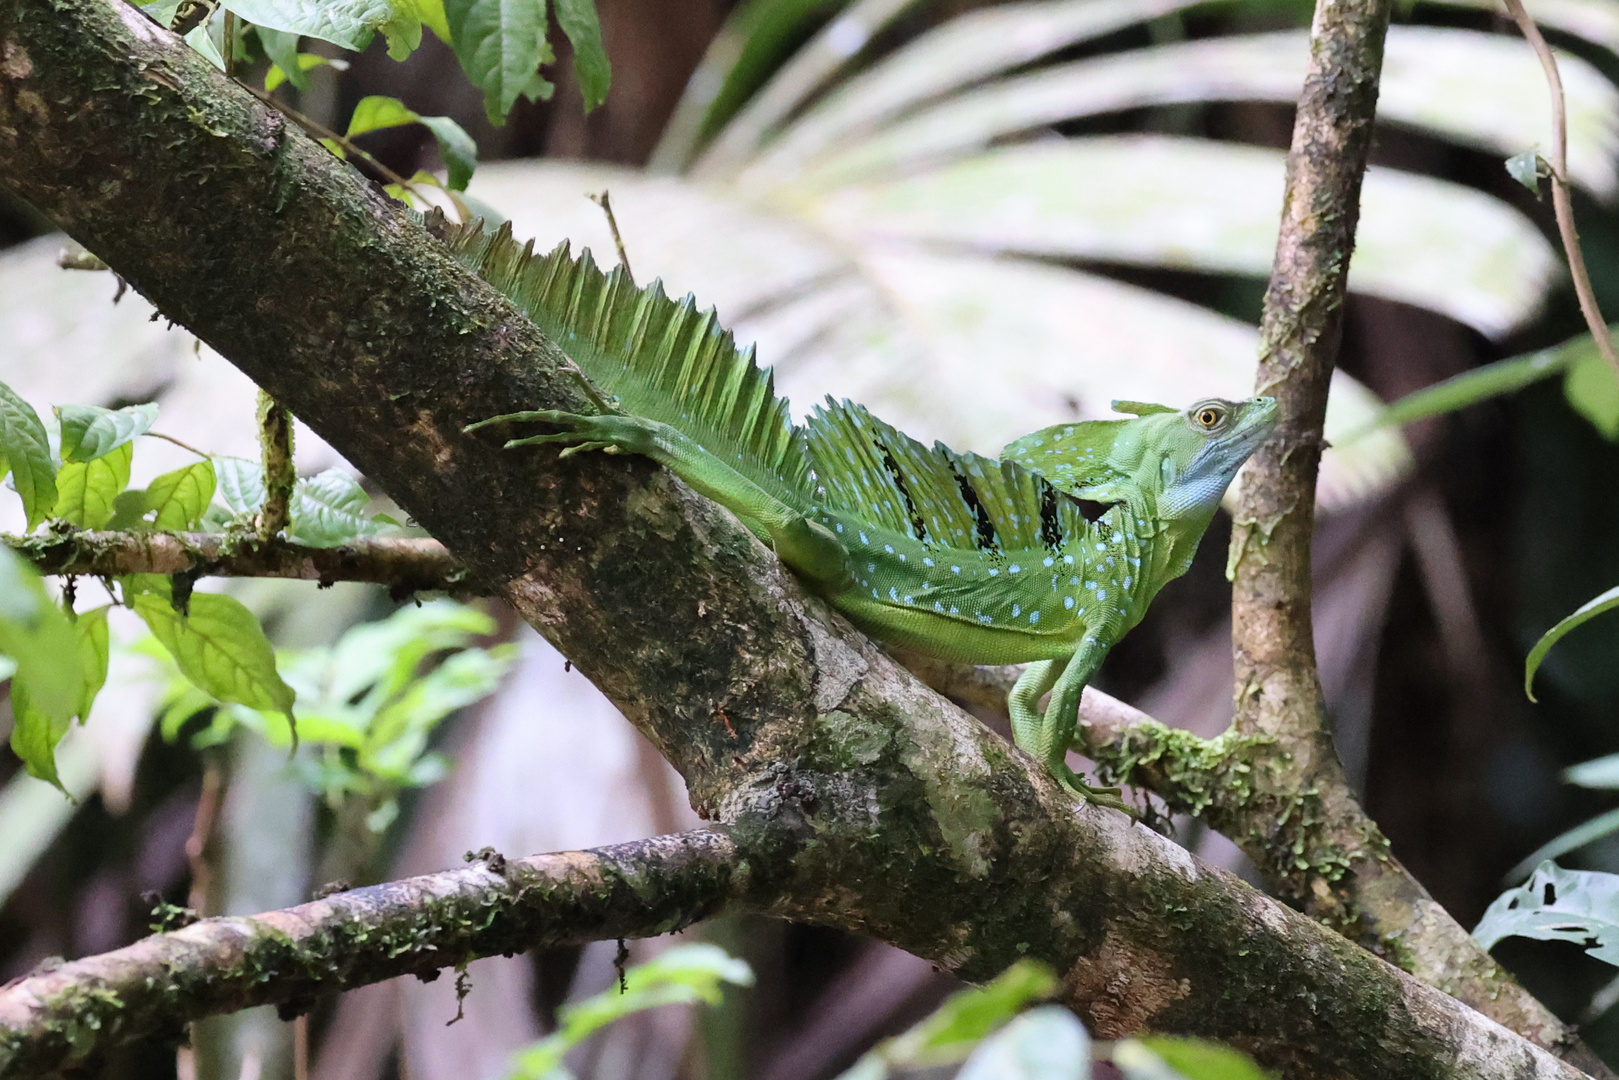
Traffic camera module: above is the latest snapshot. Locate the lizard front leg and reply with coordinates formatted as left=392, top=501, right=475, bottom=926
left=1017, top=640, right=1128, bottom=812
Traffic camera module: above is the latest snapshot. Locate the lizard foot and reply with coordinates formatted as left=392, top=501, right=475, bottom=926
left=464, top=410, right=659, bottom=458
left=1054, top=761, right=1133, bottom=815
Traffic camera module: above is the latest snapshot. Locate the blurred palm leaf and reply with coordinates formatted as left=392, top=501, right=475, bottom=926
left=474, top=0, right=1619, bottom=511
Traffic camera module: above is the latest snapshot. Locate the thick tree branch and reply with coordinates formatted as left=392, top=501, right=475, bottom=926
left=0, top=2, right=1593, bottom=1078
left=1208, top=0, right=1597, bottom=1064
left=7, top=531, right=471, bottom=592
left=0, top=830, right=748, bottom=1076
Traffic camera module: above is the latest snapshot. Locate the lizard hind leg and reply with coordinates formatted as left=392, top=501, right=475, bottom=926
left=1036, top=644, right=1130, bottom=813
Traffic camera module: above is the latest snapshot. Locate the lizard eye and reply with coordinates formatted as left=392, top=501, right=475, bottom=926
left=1194, top=404, right=1225, bottom=429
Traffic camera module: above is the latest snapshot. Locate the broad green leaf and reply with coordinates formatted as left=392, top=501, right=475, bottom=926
left=444, top=0, right=554, bottom=124
left=348, top=94, right=421, bottom=136
left=410, top=0, right=450, bottom=41
left=554, top=0, right=610, bottom=112
left=0, top=549, right=80, bottom=788
left=364, top=644, right=514, bottom=777
left=257, top=26, right=305, bottom=90
left=510, top=945, right=753, bottom=1080
left=146, top=460, right=217, bottom=531
left=290, top=469, right=386, bottom=547
left=1525, top=585, right=1619, bottom=701
left=107, top=488, right=151, bottom=531
left=52, top=442, right=132, bottom=529
left=1565, top=351, right=1619, bottom=440
left=133, top=590, right=296, bottom=719
left=265, top=53, right=349, bottom=93
left=213, top=456, right=266, bottom=516
left=418, top=116, right=478, bottom=190
left=0, top=380, right=57, bottom=531
left=55, top=402, right=158, bottom=463
left=1476, top=862, right=1619, bottom=967
left=73, top=606, right=110, bottom=722
left=220, top=0, right=415, bottom=53
left=955, top=1006, right=1087, bottom=1080
left=1119, top=1037, right=1273, bottom=1080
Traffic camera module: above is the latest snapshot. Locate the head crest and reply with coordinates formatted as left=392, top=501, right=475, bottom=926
left=1110, top=400, right=1176, bottom=417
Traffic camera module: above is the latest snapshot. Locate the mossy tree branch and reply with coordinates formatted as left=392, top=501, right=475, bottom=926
left=0, top=1, right=1595, bottom=1077
left=6, top=531, right=471, bottom=592
left=0, top=831, right=749, bottom=1076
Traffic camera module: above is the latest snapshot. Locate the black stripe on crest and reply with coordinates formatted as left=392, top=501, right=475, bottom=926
left=950, top=463, right=999, bottom=552
left=1039, top=480, right=1063, bottom=551
left=875, top=438, right=929, bottom=543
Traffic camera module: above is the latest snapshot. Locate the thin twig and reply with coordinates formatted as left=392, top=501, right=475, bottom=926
left=243, top=83, right=425, bottom=197
left=1502, top=0, right=1619, bottom=375
left=221, top=10, right=235, bottom=78
left=588, top=191, right=634, bottom=283
left=144, top=430, right=212, bottom=459
left=256, top=389, right=295, bottom=539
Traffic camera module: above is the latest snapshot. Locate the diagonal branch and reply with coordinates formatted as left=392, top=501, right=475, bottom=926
left=0, top=830, right=749, bottom=1076
left=0, top=2, right=1598, bottom=1077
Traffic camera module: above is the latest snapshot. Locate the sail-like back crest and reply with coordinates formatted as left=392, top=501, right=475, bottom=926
left=807, top=401, right=1095, bottom=556
left=437, top=219, right=813, bottom=510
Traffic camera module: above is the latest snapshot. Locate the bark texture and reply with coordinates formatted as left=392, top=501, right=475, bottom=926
left=1215, top=0, right=1595, bottom=1064
left=0, top=1, right=1592, bottom=1078
left=0, top=831, right=746, bottom=1075
left=8, top=532, right=469, bottom=592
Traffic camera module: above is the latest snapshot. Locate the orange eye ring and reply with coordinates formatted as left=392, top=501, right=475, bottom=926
left=1196, top=407, right=1223, bottom=428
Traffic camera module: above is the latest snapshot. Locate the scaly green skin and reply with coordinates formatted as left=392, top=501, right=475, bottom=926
left=445, top=219, right=1278, bottom=807
left=473, top=397, right=1278, bottom=808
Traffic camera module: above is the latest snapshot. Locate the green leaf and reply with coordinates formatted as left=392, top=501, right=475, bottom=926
left=140, top=0, right=185, bottom=27
left=53, top=442, right=132, bottom=529
left=1505, top=807, right=1619, bottom=885
left=1567, top=754, right=1619, bottom=789
left=0, top=380, right=57, bottom=531
left=1506, top=149, right=1546, bottom=196
left=444, top=0, right=554, bottom=124
left=348, top=94, right=422, bottom=136
left=347, top=98, right=479, bottom=190
left=1120, top=1037, right=1273, bottom=1080
left=220, top=0, right=405, bottom=52
left=107, top=488, right=152, bottom=531
left=213, top=456, right=266, bottom=515
left=1339, top=332, right=1602, bottom=444
left=55, top=402, right=159, bottom=463
left=1475, top=862, right=1619, bottom=967
left=0, top=548, right=80, bottom=789
left=290, top=469, right=386, bottom=547
left=1525, top=584, right=1619, bottom=701
left=258, top=26, right=307, bottom=90
left=185, top=18, right=228, bottom=70
left=955, top=1006, right=1087, bottom=1080
left=411, top=0, right=451, bottom=41
left=554, top=0, right=610, bottom=111
left=265, top=52, right=346, bottom=93
left=1565, top=350, right=1619, bottom=440
left=364, top=644, right=514, bottom=779
left=881, top=960, right=1057, bottom=1069
left=147, top=460, right=217, bottom=531
left=510, top=945, right=753, bottom=1080
left=418, top=116, right=478, bottom=190
left=133, top=590, right=297, bottom=719
left=73, top=606, right=111, bottom=722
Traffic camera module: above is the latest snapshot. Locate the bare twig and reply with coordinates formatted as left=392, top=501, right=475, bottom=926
left=1501, top=0, right=1619, bottom=376
left=587, top=191, right=633, bottom=282
left=7, top=532, right=471, bottom=593
left=144, top=431, right=212, bottom=459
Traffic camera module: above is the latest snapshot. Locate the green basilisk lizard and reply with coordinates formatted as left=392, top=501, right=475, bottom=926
left=448, top=220, right=1278, bottom=809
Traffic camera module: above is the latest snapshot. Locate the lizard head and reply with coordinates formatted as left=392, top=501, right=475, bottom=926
left=1143, top=396, right=1280, bottom=519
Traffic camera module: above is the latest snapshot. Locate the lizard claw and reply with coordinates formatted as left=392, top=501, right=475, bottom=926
left=1055, top=761, right=1134, bottom=815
